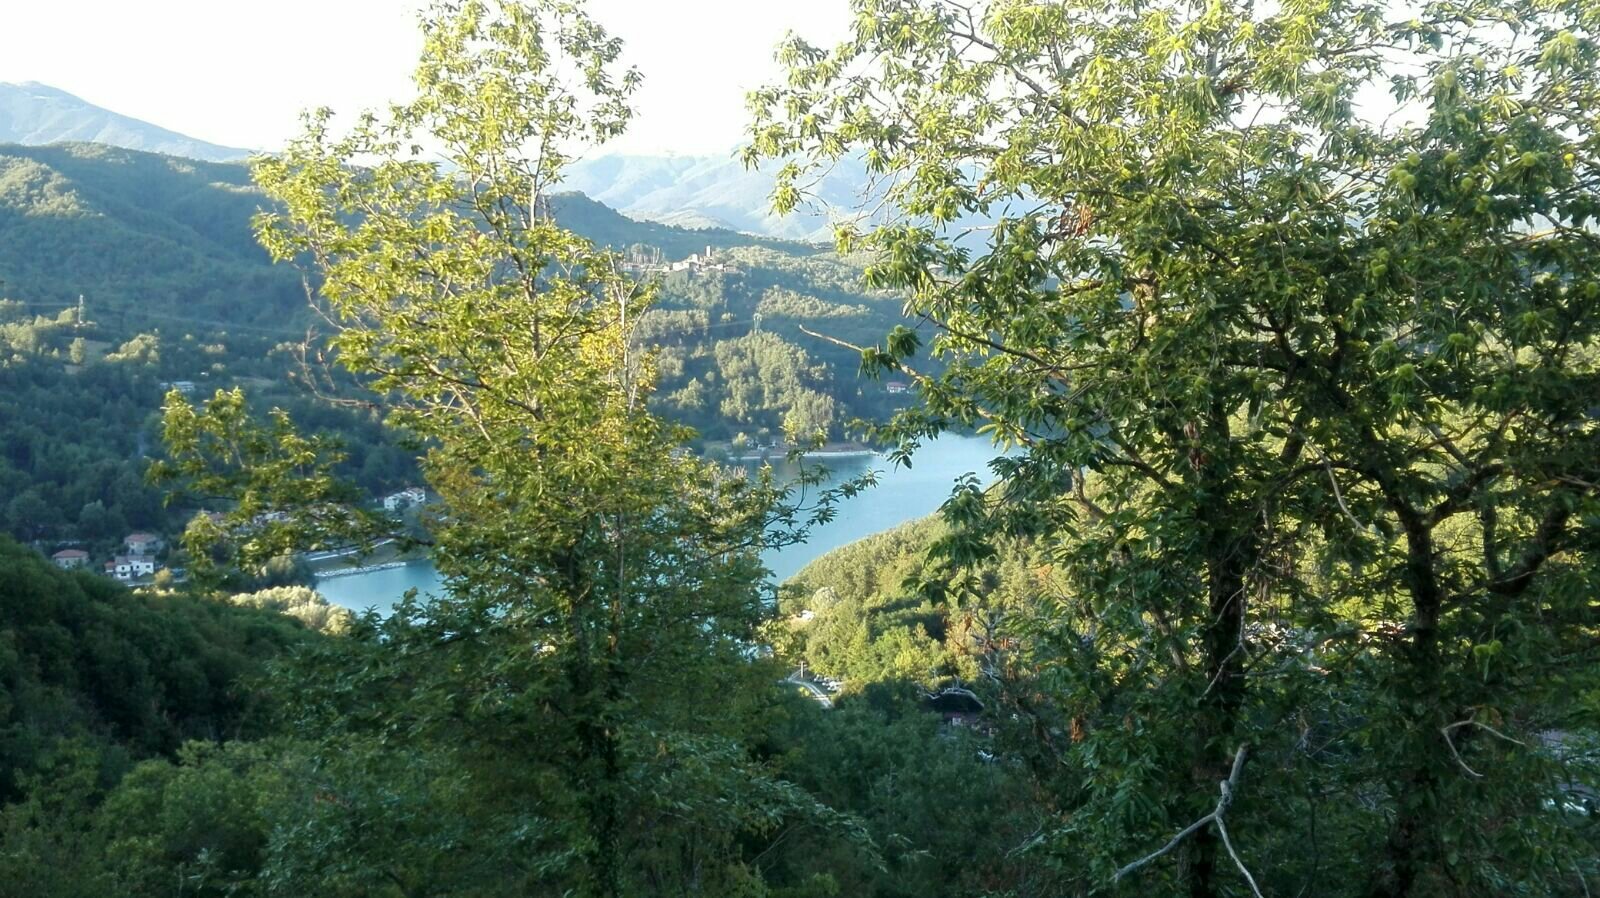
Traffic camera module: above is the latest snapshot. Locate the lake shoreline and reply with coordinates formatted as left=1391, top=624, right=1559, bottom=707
left=317, top=434, right=996, bottom=613
left=308, top=541, right=424, bottom=579
left=726, top=443, right=881, bottom=462
left=315, top=559, right=413, bottom=580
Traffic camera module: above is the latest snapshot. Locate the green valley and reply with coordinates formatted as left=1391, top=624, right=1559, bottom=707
left=0, top=141, right=919, bottom=555
left=0, top=0, right=1596, bottom=896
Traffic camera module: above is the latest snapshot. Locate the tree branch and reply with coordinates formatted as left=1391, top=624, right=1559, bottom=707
left=1441, top=714, right=1527, bottom=779
left=1115, top=745, right=1257, bottom=891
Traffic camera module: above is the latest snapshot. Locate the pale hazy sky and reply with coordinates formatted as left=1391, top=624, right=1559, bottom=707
left=0, top=0, right=851, bottom=156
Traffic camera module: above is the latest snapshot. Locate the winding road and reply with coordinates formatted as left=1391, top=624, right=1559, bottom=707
left=782, top=672, right=834, bottom=709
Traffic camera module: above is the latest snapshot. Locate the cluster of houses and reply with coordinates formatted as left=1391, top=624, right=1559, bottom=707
left=618, top=246, right=736, bottom=277
left=383, top=486, right=427, bottom=512
left=43, top=486, right=431, bottom=584
left=50, top=531, right=166, bottom=582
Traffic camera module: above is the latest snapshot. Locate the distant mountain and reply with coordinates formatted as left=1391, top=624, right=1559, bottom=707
left=545, top=191, right=820, bottom=257
left=563, top=151, right=1007, bottom=246
left=0, top=82, right=251, bottom=163
left=564, top=152, right=880, bottom=243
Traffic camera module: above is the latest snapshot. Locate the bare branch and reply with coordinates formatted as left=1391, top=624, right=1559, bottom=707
left=1440, top=723, right=1484, bottom=779
left=1316, top=446, right=1367, bottom=532
left=1115, top=746, right=1254, bottom=886
left=1216, top=813, right=1267, bottom=898
left=1441, top=714, right=1528, bottom=779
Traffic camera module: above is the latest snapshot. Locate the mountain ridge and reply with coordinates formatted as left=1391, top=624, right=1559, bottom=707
left=0, top=81, right=252, bottom=163
left=0, top=82, right=850, bottom=242
left=564, top=152, right=879, bottom=243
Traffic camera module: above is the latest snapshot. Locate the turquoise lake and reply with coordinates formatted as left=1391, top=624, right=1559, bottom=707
left=314, top=433, right=1000, bottom=614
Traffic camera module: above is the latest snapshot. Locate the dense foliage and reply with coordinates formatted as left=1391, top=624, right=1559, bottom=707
left=0, top=299, right=416, bottom=555
left=751, top=0, right=1600, bottom=895
left=1, top=0, right=1595, bottom=897
left=0, top=536, right=314, bottom=803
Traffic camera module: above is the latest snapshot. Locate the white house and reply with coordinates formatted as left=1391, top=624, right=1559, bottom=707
left=383, top=487, right=428, bottom=512
left=105, top=555, right=158, bottom=582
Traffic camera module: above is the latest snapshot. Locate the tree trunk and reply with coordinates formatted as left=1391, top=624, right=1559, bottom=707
left=1181, top=413, right=1252, bottom=898
left=1367, top=506, right=1447, bottom=898
left=557, top=542, right=624, bottom=898
left=1181, top=529, right=1250, bottom=898
left=576, top=705, right=623, bottom=898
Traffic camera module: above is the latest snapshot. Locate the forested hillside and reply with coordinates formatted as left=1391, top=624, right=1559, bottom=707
left=0, top=536, right=317, bottom=802
left=2, top=0, right=1596, bottom=896
left=0, top=143, right=918, bottom=549
left=0, top=299, right=416, bottom=555
left=643, top=245, right=912, bottom=443
left=0, top=143, right=303, bottom=328
left=0, top=142, right=828, bottom=330
left=776, top=516, right=1036, bottom=686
